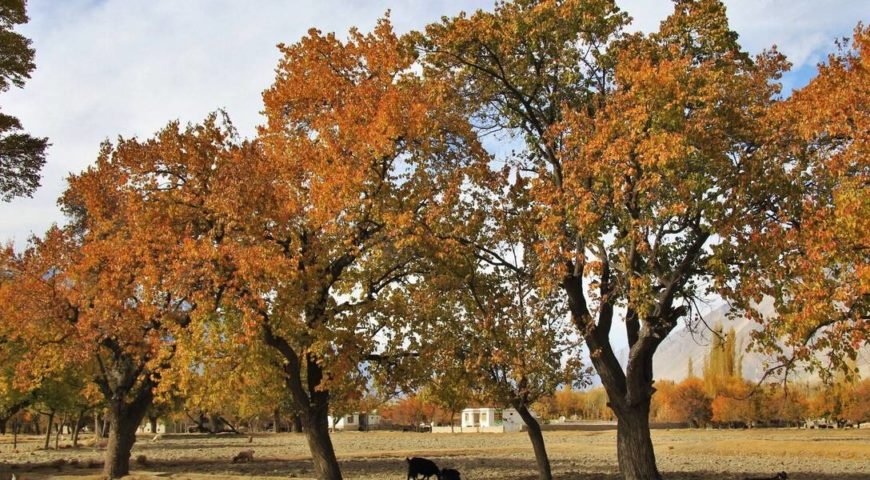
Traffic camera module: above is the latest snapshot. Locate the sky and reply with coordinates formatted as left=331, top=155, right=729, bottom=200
left=1, top=0, right=866, bottom=245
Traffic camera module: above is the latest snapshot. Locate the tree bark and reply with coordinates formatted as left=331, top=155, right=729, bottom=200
left=55, top=413, right=65, bottom=449
left=72, top=409, right=84, bottom=447
left=291, top=414, right=303, bottom=433
left=94, top=413, right=102, bottom=444
left=263, top=319, right=342, bottom=479
left=149, top=415, right=158, bottom=434
left=515, top=403, right=552, bottom=480
left=103, top=390, right=153, bottom=479
left=43, top=410, right=54, bottom=449
left=613, top=397, right=660, bottom=480
left=13, top=418, right=20, bottom=449
left=303, top=404, right=342, bottom=480
left=274, top=408, right=281, bottom=433
left=104, top=414, right=140, bottom=478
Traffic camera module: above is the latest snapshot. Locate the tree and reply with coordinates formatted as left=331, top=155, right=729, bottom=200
left=418, top=1, right=786, bottom=478
left=0, top=0, right=47, bottom=201
left=668, top=378, right=712, bottom=427
left=710, top=378, right=757, bottom=427
left=0, top=337, right=32, bottom=434
left=0, top=116, right=238, bottom=477
left=380, top=394, right=441, bottom=428
left=423, top=181, right=585, bottom=480
left=730, top=24, right=868, bottom=382
left=764, top=386, right=807, bottom=427
left=174, top=309, right=297, bottom=435
left=182, top=19, right=481, bottom=480
left=842, top=379, right=870, bottom=426
left=702, top=326, right=743, bottom=394
left=420, top=154, right=584, bottom=479
left=422, top=359, right=473, bottom=432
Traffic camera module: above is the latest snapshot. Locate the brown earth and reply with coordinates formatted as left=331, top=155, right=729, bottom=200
left=1, top=428, right=868, bottom=479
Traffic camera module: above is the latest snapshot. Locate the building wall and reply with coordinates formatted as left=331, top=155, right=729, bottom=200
left=328, top=413, right=381, bottom=431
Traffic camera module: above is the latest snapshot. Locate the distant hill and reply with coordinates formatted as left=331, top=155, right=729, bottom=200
left=611, top=301, right=870, bottom=384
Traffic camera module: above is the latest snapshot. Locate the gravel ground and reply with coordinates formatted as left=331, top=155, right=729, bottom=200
left=1, top=428, right=868, bottom=479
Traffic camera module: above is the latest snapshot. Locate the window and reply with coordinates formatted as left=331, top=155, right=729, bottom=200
left=346, top=415, right=354, bottom=424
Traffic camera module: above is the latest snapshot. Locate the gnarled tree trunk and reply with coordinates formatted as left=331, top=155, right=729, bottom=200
left=303, top=397, right=342, bottom=480
left=564, top=272, right=678, bottom=480
left=103, top=389, right=153, bottom=478
left=264, top=322, right=344, bottom=480
left=613, top=399, right=659, bottom=480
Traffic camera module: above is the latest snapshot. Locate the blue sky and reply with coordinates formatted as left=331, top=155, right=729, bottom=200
left=0, top=0, right=866, bottom=244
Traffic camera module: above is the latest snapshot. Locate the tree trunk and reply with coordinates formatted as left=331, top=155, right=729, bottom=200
left=94, top=413, right=102, bottom=444
left=104, top=414, right=140, bottom=478
left=149, top=415, right=158, bottom=434
left=273, top=408, right=281, bottom=433
left=303, top=405, right=342, bottom=480
left=515, top=403, right=552, bottom=480
left=13, top=418, right=20, bottom=449
left=43, top=410, right=54, bottom=449
left=55, top=413, right=66, bottom=449
left=0, top=417, right=6, bottom=434
left=72, top=410, right=84, bottom=447
left=614, top=400, right=661, bottom=480
left=291, top=414, right=303, bottom=433
left=103, top=391, right=153, bottom=479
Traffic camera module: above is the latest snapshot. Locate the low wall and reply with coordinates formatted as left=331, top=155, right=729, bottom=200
left=431, top=426, right=506, bottom=433
left=536, top=421, right=688, bottom=431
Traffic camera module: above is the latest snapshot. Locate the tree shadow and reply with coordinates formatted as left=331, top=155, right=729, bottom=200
left=1, top=456, right=867, bottom=480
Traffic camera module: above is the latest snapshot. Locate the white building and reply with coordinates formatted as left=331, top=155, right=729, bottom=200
left=328, top=412, right=381, bottom=431
left=137, top=421, right=167, bottom=434
left=446, top=407, right=535, bottom=433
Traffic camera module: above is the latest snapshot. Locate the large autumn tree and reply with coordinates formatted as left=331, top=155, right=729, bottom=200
left=0, top=0, right=47, bottom=201
left=0, top=116, right=243, bottom=478
left=418, top=1, right=788, bottom=478
left=729, top=24, right=868, bottom=381
left=185, top=19, right=483, bottom=480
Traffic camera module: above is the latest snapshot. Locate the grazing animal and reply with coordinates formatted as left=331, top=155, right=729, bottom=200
left=406, top=457, right=440, bottom=479
left=744, top=473, right=788, bottom=480
left=231, top=450, right=255, bottom=463
left=439, top=468, right=461, bottom=480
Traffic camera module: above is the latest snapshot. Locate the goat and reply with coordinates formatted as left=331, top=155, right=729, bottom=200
left=439, top=468, right=461, bottom=480
left=231, top=450, right=255, bottom=463
left=406, top=457, right=440, bottom=479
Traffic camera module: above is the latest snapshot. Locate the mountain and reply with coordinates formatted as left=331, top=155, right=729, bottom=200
left=612, top=301, right=870, bottom=383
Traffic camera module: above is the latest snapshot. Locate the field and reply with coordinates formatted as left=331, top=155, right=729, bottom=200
left=1, top=428, right=869, bottom=479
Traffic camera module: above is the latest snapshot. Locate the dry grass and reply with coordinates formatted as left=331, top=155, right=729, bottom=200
left=1, top=428, right=868, bottom=479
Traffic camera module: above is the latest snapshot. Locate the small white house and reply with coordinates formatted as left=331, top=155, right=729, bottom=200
left=137, top=421, right=166, bottom=434
left=457, top=407, right=536, bottom=433
left=328, top=412, right=381, bottom=431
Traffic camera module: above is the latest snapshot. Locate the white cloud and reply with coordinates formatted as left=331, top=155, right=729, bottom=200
left=0, top=0, right=864, bottom=244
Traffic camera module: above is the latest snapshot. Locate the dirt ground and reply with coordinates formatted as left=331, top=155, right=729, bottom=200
left=1, top=428, right=868, bottom=479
